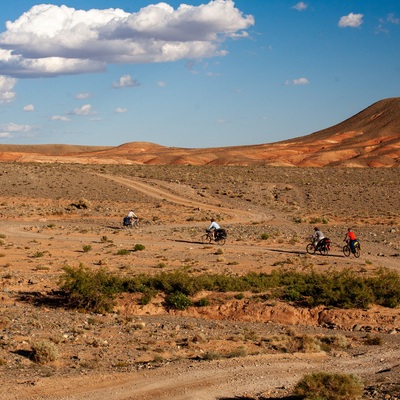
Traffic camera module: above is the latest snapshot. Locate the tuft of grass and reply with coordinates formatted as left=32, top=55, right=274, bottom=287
left=261, top=233, right=270, bottom=240
left=82, top=244, right=92, bottom=252
left=364, top=334, right=383, bottom=346
left=132, top=243, right=145, bottom=252
left=293, top=372, right=364, bottom=400
left=116, top=249, right=130, bottom=255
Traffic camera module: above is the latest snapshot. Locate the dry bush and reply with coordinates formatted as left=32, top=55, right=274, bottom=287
left=31, top=340, right=58, bottom=364
left=293, top=372, right=364, bottom=400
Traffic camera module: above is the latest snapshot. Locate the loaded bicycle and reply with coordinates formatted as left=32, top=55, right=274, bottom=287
left=201, top=229, right=227, bottom=245
left=306, top=237, right=331, bottom=256
left=343, top=240, right=361, bottom=258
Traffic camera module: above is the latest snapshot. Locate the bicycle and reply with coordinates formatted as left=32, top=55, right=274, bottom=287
left=123, top=217, right=140, bottom=229
left=201, top=229, right=227, bottom=245
left=343, top=240, right=361, bottom=258
left=306, top=237, right=331, bottom=256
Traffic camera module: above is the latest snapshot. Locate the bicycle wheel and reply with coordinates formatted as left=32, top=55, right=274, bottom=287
left=218, top=237, right=226, bottom=246
left=201, top=234, right=212, bottom=244
left=343, top=245, right=351, bottom=257
left=354, top=244, right=361, bottom=258
left=132, top=219, right=140, bottom=228
left=306, top=243, right=315, bottom=254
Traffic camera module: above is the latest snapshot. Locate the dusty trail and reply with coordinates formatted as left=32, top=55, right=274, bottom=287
left=97, top=173, right=270, bottom=223
left=4, top=348, right=397, bottom=400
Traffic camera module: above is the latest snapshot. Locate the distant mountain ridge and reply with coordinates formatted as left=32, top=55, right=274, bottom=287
left=0, top=98, right=399, bottom=167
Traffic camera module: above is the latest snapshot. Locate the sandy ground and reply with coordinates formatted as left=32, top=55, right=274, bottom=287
left=0, top=163, right=399, bottom=399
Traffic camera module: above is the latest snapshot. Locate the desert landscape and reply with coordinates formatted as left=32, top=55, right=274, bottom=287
left=0, top=98, right=399, bottom=400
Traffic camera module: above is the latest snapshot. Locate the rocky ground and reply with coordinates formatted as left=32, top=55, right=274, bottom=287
left=0, top=163, right=399, bottom=399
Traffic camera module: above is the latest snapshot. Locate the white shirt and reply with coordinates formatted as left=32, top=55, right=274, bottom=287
left=128, top=211, right=137, bottom=218
left=208, top=221, right=220, bottom=230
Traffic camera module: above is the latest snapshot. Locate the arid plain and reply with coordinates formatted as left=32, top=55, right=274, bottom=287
left=0, top=98, right=399, bottom=400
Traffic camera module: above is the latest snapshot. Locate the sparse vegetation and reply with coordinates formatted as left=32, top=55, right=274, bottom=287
left=58, top=266, right=400, bottom=313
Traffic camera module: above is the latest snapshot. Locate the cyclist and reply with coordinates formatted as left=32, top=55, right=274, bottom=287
left=344, top=228, right=357, bottom=254
left=207, top=218, right=221, bottom=240
left=125, top=210, right=138, bottom=226
left=312, top=227, right=325, bottom=250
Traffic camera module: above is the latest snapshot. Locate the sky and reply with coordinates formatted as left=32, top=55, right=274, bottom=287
left=0, top=0, right=399, bottom=148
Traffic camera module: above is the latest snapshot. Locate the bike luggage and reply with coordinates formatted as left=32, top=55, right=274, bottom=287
left=123, top=216, right=131, bottom=226
left=216, top=229, right=227, bottom=239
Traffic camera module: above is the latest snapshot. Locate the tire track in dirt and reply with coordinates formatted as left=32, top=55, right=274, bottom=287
left=97, top=173, right=264, bottom=223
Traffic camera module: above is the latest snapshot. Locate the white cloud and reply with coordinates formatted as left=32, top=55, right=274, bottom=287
left=285, top=77, right=309, bottom=86
left=50, top=115, right=71, bottom=121
left=0, top=122, right=33, bottom=138
left=3, top=122, right=31, bottom=132
left=75, top=92, right=91, bottom=99
left=68, top=104, right=95, bottom=115
left=115, top=107, right=127, bottom=113
left=338, top=13, right=363, bottom=28
left=292, top=2, right=307, bottom=11
left=23, top=104, right=34, bottom=111
left=157, top=81, right=167, bottom=87
left=112, top=74, right=139, bottom=89
left=0, top=75, right=17, bottom=103
left=0, top=2, right=254, bottom=79
left=388, top=14, right=400, bottom=25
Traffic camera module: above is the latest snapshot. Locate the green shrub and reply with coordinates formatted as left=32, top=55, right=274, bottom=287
left=133, top=243, right=145, bottom=251
left=166, top=291, right=192, bottom=310
left=293, top=372, right=363, bottom=400
left=82, top=244, right=92, bottom=252
left=261, top=233, right=270, bottom=240
left=59, top=265, right=121, bottom=313
left=196, top=297, right=210, bottom=307
left=116, top=249, right=130, bottom=255
left=58, top=266, right=400, bottom=314
left=31, top=340, right=58, bottom=364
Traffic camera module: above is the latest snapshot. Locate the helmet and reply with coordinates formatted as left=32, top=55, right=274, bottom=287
left=314, top=227, right=319, bottom=231
left=211, top=218, right=215, bottom=222
left=348, top=228, right=352, bottom=231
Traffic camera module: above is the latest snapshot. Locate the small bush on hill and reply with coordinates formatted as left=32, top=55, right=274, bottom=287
left=293, top=372, right=363, bottom=400
left=31, top=340, right=58, bottom=364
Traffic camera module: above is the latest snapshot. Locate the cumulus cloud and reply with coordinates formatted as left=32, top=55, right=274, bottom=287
left=292, top=2, right=307, bottom=11
left=0, top=75, right=17, bottom=103
left=112, top=74, right=139, bottom=88
left=23, top=104, right=34, bottom=111
left=285, top=77, right=309, bottom=86
left=0, top=1, right=254, bottom=79
left=115, top=107, right=127, bottom=113
left=157, top=80, right=167, bottom=87
left=68, top=104, right=95, bottom=115
left=338, top=13, right=363, bottom=28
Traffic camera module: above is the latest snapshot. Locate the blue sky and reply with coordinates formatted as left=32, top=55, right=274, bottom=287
left=0, top=0, right=399, bottom=148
